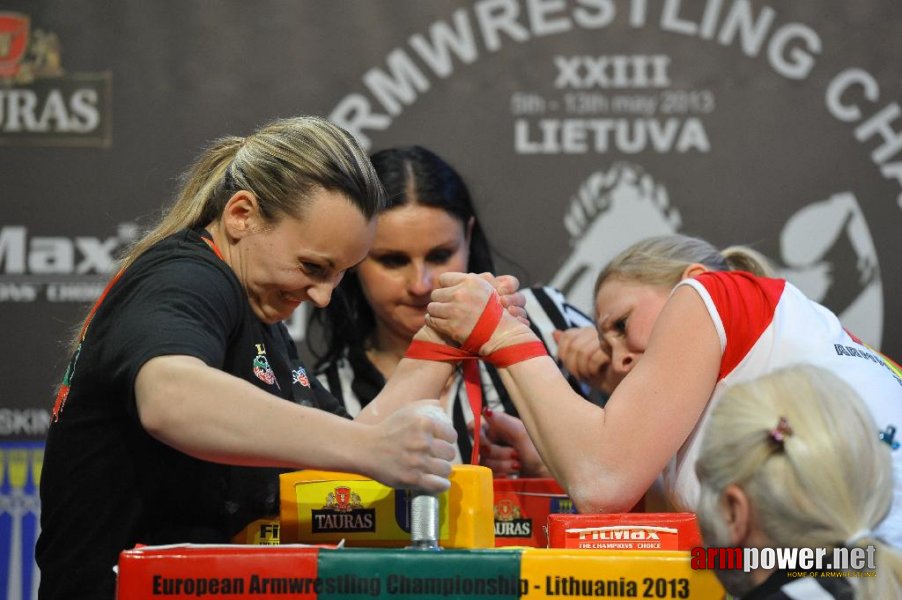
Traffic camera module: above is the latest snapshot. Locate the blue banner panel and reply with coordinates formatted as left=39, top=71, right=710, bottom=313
left=0, top=441, right=43, bottom=600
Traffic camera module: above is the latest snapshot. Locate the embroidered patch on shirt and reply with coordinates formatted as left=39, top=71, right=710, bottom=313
left=293, top=366, right=311, bottom=388
left=252, top=343, right=279, bottom=388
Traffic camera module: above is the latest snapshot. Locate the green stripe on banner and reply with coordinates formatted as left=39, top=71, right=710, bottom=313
left=316, top=548, right=524, bottom=599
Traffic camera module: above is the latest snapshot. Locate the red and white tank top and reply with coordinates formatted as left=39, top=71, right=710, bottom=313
left=668, top=271, right=902, bottom=545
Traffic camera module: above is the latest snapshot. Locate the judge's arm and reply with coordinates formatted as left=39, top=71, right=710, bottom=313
left=553, top=326, right=612, bottom=393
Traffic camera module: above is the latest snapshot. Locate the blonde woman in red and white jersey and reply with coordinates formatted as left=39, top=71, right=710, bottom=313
left=424, top=234, right=902, bottom=547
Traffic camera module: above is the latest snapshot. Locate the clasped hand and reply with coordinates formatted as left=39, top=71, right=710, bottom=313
left=423, top=272, right=531, bottom=353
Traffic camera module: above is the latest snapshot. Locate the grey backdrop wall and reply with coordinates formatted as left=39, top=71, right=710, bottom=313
left=2, top=2, right=902, bottom=596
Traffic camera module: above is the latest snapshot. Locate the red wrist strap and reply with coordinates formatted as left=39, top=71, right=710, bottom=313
left=484, top=341, right=549, bottom=368
left=461, top=290, right=503, bottom=354
left=404, top=340, right=548, bottom=369
left=405, top=340, right=484, bottom=464
left=404, top=340, right=549, bottom=367
left=404, top=290, right=548, bottom=465
left=404, top=340, right=547, bottom=465
left=403, top=342, right=469, bottom=362
left=462, top=361, right=483, bottom=466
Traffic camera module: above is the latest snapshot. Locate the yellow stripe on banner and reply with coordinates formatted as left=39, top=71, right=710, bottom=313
left=520, top=548, right=725, bottom=599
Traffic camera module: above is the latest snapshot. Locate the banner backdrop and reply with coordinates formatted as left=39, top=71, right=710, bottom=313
left=2, top=1, right=902, bottom=595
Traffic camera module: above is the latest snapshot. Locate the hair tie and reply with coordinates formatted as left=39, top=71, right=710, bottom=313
left=769, top=416, right=793, bottom=446
left=845, top=529, right=873, bottom=547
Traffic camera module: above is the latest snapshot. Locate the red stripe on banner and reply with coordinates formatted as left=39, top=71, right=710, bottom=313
left=117, top=545, right=321, bottom=599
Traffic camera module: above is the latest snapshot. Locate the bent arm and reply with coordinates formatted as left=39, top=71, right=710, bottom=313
left=494, top=287, right=721, bottom=512
left=136, top=355, right=373, bottom=468
left=135, top=355, right=456, bottom=491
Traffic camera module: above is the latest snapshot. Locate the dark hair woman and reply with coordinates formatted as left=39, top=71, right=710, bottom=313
left=311, top=145, right=593, bottom=475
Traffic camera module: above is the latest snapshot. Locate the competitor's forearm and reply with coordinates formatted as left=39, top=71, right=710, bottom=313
left=494, top=357, right=600, bottom=470
left=136, top=355, right=377, bottom=472
left=358, top=357, right=455, bottom=424
left=495, top=358, right=642, bottom=512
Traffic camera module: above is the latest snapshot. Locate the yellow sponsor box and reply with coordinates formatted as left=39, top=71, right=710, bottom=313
left=232, top=517, right=282, bottom=545
left=280, top=465, right=495, bottom=548
left=520, top=548, right=725, bottom=599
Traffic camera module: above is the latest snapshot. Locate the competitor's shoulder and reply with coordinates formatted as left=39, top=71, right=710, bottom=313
left=679, top=271, right=786, bottom=322
left=131, top=229, right=240, bottom=289
left=687, top=270, right=785, bottom=303
left=679, top=272, right=787, bottom=380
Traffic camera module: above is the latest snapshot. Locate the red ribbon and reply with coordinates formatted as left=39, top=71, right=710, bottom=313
left=404, top=291, right=547, bottom=465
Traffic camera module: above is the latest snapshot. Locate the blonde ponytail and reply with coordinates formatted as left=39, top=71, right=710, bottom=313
left=120, top=136, right=243, bottom=271
left=721, top=245, right=774, bottom=277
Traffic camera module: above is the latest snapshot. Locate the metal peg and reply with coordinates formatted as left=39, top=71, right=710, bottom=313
left=407, top=492, right=441, bottom=550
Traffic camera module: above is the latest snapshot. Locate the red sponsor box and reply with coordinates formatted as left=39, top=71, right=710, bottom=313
left=547, top=512, right=702, bottom=551
left=492, top=478, right=575, bottom=547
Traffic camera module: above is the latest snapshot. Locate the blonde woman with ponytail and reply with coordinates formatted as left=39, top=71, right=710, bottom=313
left=37, top=116, right=525, bottom=600
left=424, top=233, right=902, bottom=546
left=695, top=364, right=902, bottom=598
